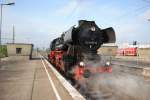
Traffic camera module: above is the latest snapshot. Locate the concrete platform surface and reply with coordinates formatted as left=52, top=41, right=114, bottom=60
left=0, top=56, right=76, bottom=100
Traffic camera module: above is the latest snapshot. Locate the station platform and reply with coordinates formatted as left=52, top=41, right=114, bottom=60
left=0, top=56, right=85, bottom=100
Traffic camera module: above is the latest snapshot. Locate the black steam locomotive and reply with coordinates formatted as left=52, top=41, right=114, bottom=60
left=48, top=20, right=116, bottom=81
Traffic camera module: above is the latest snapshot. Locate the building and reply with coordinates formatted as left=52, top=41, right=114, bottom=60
left=6, top=43, right=33, bottom=58
left=97, top=43, right=118, bottom=56
left=138, top=47, right=150, bottom=57
left=117, top=43, right=150, bottom=57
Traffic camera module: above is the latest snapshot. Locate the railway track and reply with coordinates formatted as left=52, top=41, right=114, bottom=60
left=75, top=73, right=138, bottom=100
left=42, top=53, right=150, bottom=100
left=112, top=62, right=143, bottom=76
left=77, top=69, right=150, bottom=100
left=75, top=61, right=150, bottom=100
left=112, top=61, right=150, bottom=78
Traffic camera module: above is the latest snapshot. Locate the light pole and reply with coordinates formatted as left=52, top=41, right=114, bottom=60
left=0, top=2, right=15, bottom=46
left=12, top=25, right=15, bottom=43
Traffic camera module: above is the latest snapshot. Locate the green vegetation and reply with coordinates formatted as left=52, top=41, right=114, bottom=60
left=0, top=45, right=8, bottom=58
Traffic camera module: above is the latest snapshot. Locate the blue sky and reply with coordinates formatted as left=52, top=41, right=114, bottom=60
left=1, top=0, right=150, bottom=48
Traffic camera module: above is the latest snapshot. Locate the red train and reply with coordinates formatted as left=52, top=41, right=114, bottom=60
left=48, top=20, right=116, bottom=82
left=118, top=47, right=137, bottom=56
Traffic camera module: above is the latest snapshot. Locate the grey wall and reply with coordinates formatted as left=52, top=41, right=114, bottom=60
left=7, top=44, right=33, bottom=56
left=97, top=46, right=118, bottom=56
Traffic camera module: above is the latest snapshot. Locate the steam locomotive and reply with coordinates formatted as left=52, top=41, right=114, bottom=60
left=48, top=20, right=116, bottom=82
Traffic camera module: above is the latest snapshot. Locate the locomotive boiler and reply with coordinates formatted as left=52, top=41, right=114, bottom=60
left=48, top=20, right=116, bottom=82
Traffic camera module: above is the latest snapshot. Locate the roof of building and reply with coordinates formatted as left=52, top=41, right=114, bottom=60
left=102, top=43, right=118, bottom=47
left=7, top=43, right=33, bottom=46
left=118, top=43, right=150, bottom=49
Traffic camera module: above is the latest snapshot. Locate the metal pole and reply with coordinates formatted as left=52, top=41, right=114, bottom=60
left=0, top=2, right=15, bottom=45
left=0, top=4, right=3, bottom=46
left=0, top=4, right=2, bottom=63
left=13, top=25, right=15, bottom=43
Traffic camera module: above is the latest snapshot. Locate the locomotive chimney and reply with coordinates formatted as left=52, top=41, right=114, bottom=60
left=78, top=20, right=95, bottom=27
left=79, top=20, right=87, bottom=26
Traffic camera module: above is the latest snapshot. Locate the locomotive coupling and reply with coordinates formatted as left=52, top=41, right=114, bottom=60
left=78, top=61, right=91, bottom=78
left=83, top=69, right=91, bottom=78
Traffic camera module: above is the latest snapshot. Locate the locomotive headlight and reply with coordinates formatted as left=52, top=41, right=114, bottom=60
left=91, top=26, right=96, bottom=31
left=79, top=61, right=85, bottom=67
left=105, top=61, right=110, bottom=66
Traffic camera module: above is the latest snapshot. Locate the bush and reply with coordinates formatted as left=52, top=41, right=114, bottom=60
left=0, top=45, right=8, bottom=58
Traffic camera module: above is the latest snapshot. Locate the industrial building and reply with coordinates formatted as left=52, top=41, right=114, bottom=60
left=117, top=43, right=150, bottom=57
left=6, top=43, right=33, bottom=58
left=138, top=48, right=150, bottom=57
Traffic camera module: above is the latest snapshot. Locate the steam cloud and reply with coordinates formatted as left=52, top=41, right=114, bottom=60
left=76, top=55, right=150, bottom=100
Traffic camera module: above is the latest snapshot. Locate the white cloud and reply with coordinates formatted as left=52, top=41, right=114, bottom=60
left=113, top=16, right=149, bottom=43
left=141, top=9, right=150, bottom=20
left=54, top=0, right=92, bottom=17
left=55, top=1, right=78, bottom=16
left=2, top=0, right=150, bottom=47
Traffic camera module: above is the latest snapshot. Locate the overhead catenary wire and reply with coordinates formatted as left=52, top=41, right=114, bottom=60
left=58, top=0, right=150, bottom=33
left=142, top=0, right=150, bottom=21
left=111, top=5, right=150, bottom=24
left=62, top=0, right=85, bottom=31
left=142, top=0, right=150, bottom=4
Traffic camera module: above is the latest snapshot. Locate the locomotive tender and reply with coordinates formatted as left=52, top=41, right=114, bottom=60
left=48, top=20, right=116, bottom=81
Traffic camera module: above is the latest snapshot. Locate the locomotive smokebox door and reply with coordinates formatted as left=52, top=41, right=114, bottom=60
left=103, top=27, right=116, bottom=43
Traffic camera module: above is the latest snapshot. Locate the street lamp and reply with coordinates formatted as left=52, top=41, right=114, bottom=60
left=0, top=2, right=15, bottom=46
